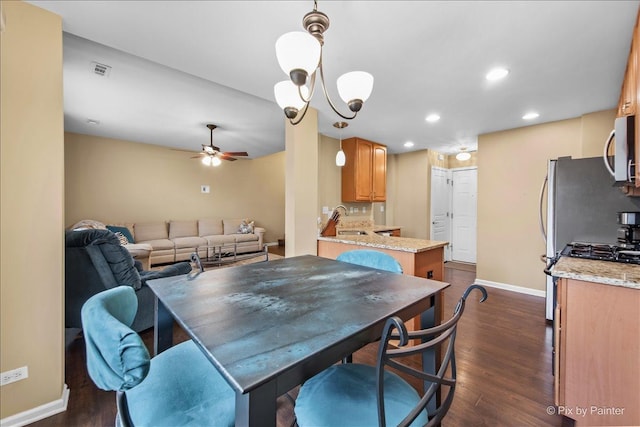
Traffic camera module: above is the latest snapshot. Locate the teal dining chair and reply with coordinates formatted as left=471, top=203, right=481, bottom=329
left=336, top=249, right=403, bottom=364
left=81, top=286, right=235, bottom=427
left=295, top=284, right=488, bottom=427
left=336, top=249, right=403, bottom=274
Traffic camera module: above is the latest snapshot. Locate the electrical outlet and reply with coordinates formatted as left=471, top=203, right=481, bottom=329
left=201, top=185, right=210, bottom=194
left=1, top=366, right=28, bottom=386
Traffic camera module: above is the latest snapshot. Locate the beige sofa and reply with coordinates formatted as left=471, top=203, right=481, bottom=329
left=117, top=218, right=265, bottom=266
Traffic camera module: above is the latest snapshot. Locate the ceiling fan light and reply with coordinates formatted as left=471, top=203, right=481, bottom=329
left=201, top=156, right=212, bottom=166
left=336, top=149, right=346, bottom=167
left=275, top=32, right=321, bottom=78
left=456, top=152, right=471, bottom=161
left=274, top=80, right=308, bottom=111
left=337, top=71, right=374, bottom=105
left=211, top=156, right=222, bottom=166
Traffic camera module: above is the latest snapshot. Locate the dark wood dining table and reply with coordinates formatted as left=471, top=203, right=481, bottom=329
left=147, top=255, right=449, bottom=427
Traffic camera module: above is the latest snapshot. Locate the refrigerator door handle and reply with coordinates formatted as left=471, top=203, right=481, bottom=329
left=539, top=174, right=548, bottom=243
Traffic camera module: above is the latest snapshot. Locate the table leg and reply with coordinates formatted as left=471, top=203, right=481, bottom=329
left=154, top=296, right=173, bottom=356
left=235, top=381, right=277, bottom=427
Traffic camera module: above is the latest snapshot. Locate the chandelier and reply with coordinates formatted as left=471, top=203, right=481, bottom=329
left=274, top=1, right=374, bottom=125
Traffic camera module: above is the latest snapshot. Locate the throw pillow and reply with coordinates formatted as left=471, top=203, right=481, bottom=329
left=114, top=232, right=129, bottom=246
left=237, top=220, right=255, bottom=234
left=106, top=225, right=135, bottom=243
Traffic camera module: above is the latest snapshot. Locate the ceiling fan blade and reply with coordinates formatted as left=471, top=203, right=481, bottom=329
left=222, top=151, right=249, bottom=157
left=219, top=154, right=237, bottom=161
left=191, top=154, right=206, bottom=159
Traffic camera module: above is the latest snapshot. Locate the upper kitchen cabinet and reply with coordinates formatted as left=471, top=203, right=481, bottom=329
left=617, top=12, right=638, bottom=118
left=341, top=137, right=387, bottom=202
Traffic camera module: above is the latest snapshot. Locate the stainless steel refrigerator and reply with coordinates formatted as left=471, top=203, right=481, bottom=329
left=542, top=156, right=640, bottom=320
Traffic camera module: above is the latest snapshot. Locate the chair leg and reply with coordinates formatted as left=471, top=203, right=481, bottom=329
left=342, top=354, right=353, bottom=363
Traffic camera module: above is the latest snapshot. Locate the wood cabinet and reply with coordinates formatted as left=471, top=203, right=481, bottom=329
left=617, top=9, right=640, bottom=187
left=341, top=137, right=387, bottom=202
left=555, top=278, right=639, bottom=426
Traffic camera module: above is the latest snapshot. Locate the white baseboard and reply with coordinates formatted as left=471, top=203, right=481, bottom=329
left=0, top=384, right=69, bottom=427
left=475, top=278, right=546, bottom=298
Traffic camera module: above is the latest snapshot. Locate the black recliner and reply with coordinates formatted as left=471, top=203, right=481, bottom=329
left=65, top=228, right=192, bottom=332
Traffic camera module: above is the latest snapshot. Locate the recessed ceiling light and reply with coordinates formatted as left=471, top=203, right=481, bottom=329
left=404, top=141, right=414, bottom=148
left=425, top=114, right=440, bottom=123
left=522, top=112, right=540, bottom=120
left=486, top=67, right=509, bottom=81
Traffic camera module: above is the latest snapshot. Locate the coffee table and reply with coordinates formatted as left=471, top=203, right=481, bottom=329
left=191, top=243, right=269, bottom=271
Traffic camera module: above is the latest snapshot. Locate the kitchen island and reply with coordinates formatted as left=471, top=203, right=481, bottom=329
left=318, top=233, right=447, bottom=279
left=318, top=233, right=448, bottom=333
left=551, top=257, right=639, bottom=426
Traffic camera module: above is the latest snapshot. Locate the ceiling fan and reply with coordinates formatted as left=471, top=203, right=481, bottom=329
left=193, top=124, right=249, bottom=166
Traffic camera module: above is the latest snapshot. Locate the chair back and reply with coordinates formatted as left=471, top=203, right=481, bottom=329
left=336, top=249, right=403, bottom=273
left=81, top=286, right=150, bottom=393
left=376, top=284, right=488, bottom=427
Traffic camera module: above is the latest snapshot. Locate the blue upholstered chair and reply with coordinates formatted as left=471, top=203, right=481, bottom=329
left=81, top=286, right=235, bottom=427
left=295, top=284, right=488, bottom=427
left=67, top=228, right=192, bottom=332
left=336, top=249, right=403, bottom=274
left=336, top=249, right=403, bottom=364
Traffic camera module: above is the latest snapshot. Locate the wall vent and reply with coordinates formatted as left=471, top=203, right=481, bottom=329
left=90, top=61, right=112, bottom=77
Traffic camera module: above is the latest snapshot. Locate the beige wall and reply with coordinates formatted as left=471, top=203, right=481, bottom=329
left=477, top=110, right=616, bottom=291
left=65, top=133, right=285, bottom=243
left=387, top=150, right=431, bottom=238
left=1, top=0, right=65, bottom=419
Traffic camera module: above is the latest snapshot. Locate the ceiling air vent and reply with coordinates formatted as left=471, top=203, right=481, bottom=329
left=90, top=61, right=112, bottom=77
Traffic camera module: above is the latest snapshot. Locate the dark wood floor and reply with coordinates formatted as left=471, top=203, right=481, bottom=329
left=34, top=253, right=565, bottom=427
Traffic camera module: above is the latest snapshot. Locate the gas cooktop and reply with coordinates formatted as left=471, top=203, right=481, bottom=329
left=561, top=242, right=640, bottom=265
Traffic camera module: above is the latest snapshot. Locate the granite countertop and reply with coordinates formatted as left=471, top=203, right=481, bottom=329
left=551, top=256, right=640, bottom=289
left=318, top=233, right=447, bottom=253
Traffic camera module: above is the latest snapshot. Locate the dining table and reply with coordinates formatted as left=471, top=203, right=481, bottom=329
left=147, top=254, right=449, bottom=427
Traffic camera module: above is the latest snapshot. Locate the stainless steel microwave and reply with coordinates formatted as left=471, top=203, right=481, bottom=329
left=604, top=115, right=636, bottom=183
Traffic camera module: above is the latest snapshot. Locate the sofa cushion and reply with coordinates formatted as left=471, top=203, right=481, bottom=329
left=106, top=225, right=135, bottom=243
left=134, top=222, right=168, bottom=242
left=223, top=218, right=247, bottom=235
left=234, top=233, right=259, bottom=243
left=172, top=236, right=207, bottom=249
left=198, top=218, right=223, bottom=237
left=169, top=220, right=198, bottom=239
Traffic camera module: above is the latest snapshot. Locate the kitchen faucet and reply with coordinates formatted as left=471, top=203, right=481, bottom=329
left=334, top=205, right=349, bottom=216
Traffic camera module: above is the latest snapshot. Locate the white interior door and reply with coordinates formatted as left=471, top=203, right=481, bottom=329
left=451, top=168, right=477, bottom=263
left=430, top=166, right=451, bottom=261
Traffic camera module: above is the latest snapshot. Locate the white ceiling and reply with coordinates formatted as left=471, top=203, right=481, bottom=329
left=27, top=0, right=639, bottom=158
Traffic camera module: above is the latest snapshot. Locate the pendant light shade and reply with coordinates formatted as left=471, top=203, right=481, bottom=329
left=275, top=32, right=321, bottom=81
left=202, top=156, right=212, bottom=166
left=334, top=121, right=348, bottom=167
left=211, top=156, right=222, bottom=166
left=337, top=71, right=374, bottom=107
left=274, top=81, right=308, bottom=110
